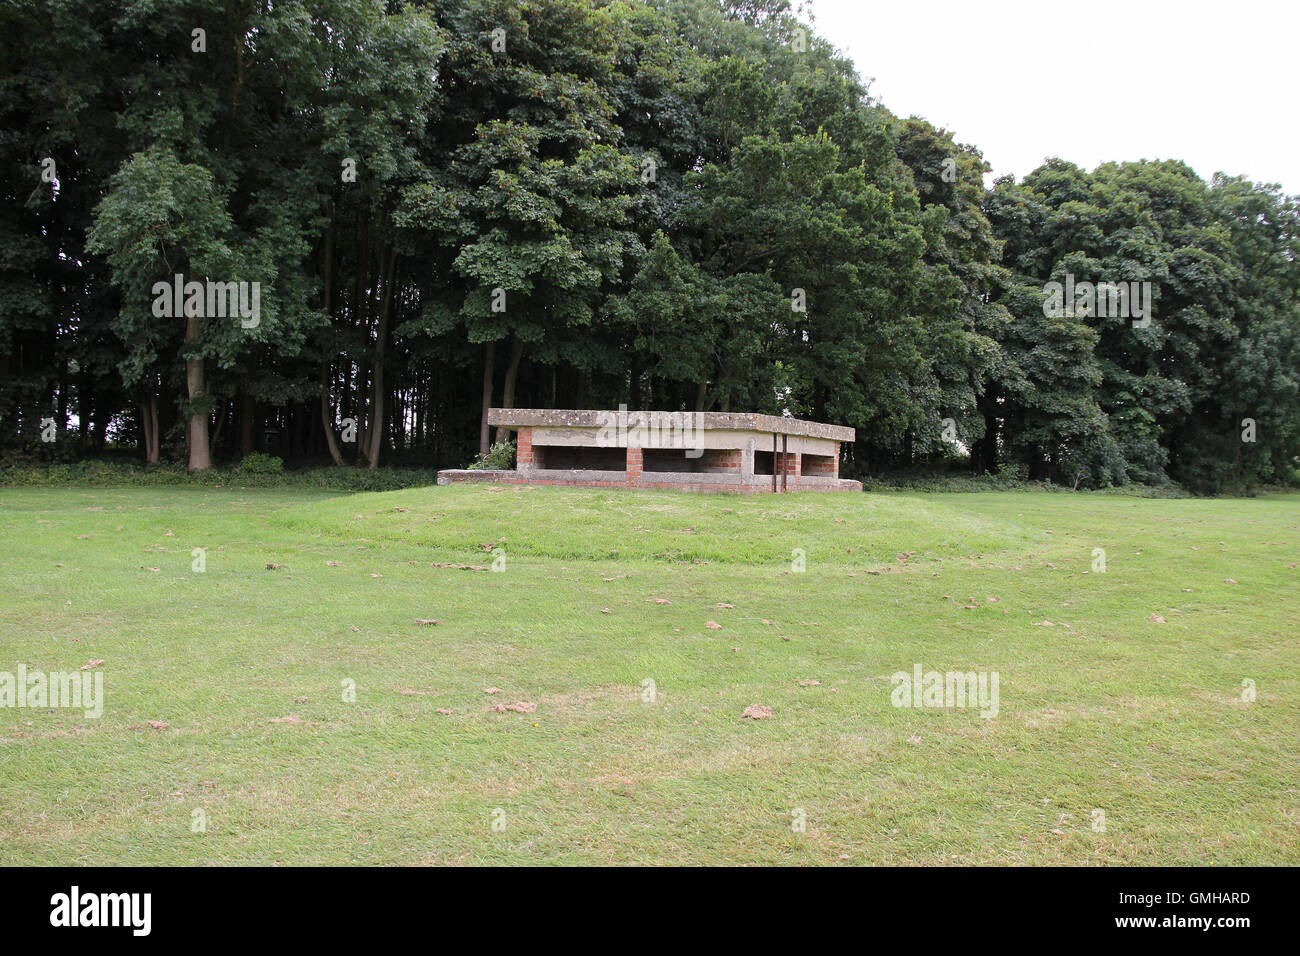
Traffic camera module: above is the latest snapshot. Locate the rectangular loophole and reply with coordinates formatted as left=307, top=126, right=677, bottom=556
left=534, top=445, right=626, bottom=471
left=642, top=448, right=742, bottom=473
left=802, top=453, right=836, bottom=476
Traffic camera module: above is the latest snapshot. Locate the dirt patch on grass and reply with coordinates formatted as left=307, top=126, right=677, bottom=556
left=537, top=683, right=640, bottom=714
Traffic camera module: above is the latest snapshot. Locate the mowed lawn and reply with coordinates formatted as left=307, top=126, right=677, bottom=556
left=0, top=483, right=1296, bottom=866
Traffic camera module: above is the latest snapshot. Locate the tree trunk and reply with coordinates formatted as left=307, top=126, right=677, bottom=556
left=141, top=398, right=154, bottom=464
left=91, top=398, right=108, bottom=454
left=140, top=393, right=160, bottom=465
left=495, top=333, right=523, bottom=444
left=239, top=395, right=255, bottom=457
left=366, top=247, right=396, bottom=470
left=975, top=399, right=999, bottom=474
left=479, top=340, right=495, bottom=455
left=210, top=398, right=228, bottom=460
left=413, top=379, right=425, bottom=457
left=151, top=395, right=160, bottom=464
left=316, top=218, right=345, bottom=466
left=184, top=313, right=212, bottom=471
left=320, top=361, right=344, bottom=465
left=57, top=357, right=69, bottom=433
left=353, top=213, right=372, bottom=467
left=354, top=361, right=369, bottom=467
left=76, top=365, right=89, bottom=455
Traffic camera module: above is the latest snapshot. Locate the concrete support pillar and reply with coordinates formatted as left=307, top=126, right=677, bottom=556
left=741, top=438, right=754, bottom=479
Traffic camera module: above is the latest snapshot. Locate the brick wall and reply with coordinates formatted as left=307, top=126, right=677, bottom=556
left=802, top=452, right=838, bottom=477
left=626, top=446, right=643, bottom=485
left=699, top=448, right=743, bottom=473
left=776, top=451, right=801, bottom=488
left=516, top=428, right=534, bottom=469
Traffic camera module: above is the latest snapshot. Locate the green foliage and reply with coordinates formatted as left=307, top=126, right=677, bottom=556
left=987, top=160, right=1300, bottom=492
left=467, top=439, right=516, bottom=470
left=859, top=470, right=1192, bottom=497
left=0, top=459, right=440, bottom=492
left=2, top=0, right=1296, bottom=494
left=236, top=452, right=285, bottom=474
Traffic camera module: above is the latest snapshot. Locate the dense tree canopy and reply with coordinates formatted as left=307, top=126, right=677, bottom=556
left=3, top=0, right=1296, bottom=492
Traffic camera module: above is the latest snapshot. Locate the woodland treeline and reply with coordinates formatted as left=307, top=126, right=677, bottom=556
left=3, top=0, right=1298, bottom=491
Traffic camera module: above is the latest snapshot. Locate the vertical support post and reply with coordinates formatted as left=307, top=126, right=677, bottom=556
left=782, top=434, right=788, bottom=493
left=772, top=432, right=778, bottom=493
left=740, top=437, right=755, bottom=479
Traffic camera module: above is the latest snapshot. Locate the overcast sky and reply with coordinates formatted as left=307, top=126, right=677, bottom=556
left=807, top=0, right=1298, bottom=194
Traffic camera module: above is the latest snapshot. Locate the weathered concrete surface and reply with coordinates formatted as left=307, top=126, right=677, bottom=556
left=458, top=408, right=858, bottom=492
left=486, top=408, right=854, bottom=443
left=526, top=425, right=838, bottom=456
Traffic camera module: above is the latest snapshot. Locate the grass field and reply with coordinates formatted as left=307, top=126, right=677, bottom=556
left=1, top=483, right=1296, bottom=865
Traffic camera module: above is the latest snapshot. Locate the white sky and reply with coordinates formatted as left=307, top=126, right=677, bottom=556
left=807, top=0, right=1299, bottom=194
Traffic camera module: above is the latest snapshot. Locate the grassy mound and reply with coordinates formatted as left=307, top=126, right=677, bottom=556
left=1, top=484, right=1296, bottom=864
left=275, top=483, right=1037, bottom=566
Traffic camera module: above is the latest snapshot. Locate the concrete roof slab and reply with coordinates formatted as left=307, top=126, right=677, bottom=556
left=486, top=408, right=854, bottom=443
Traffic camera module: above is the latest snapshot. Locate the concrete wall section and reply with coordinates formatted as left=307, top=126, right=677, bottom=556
left=488, top=408, right=854, bottom=444
left=436, top=469, right=862, bottom=493
left=455, top=409, right=859, bottom=493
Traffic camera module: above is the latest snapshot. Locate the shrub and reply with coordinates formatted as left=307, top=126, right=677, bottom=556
left=857, top=471, right=1192, bottom=497
left=0, top=458, right=441, bottom=492
left=467, top=440, right=515, bottom=470
left=236, top=452, right=284, bottom=474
